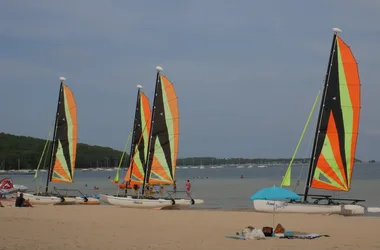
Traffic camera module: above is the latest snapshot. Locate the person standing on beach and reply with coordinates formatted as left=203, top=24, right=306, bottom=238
left=133, top=184, right=139, bottom=196
left=173, top=180, right=177, bottom=193
left=185, top=180, right=191, bottom=195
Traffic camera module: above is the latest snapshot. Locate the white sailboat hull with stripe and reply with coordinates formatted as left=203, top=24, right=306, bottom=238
left=23, top=193, right=100, bottom=205
left=23, top=193, right=71, bottom=205
left=101, top=195, right=174, bottom=209
left=252, top=200, right=365, bottom=216
left=174, top=198, right=204, bottom=206
left=100, top=194, right=204, bottom=208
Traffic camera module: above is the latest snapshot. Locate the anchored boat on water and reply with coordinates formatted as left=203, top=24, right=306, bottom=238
left=24, top=77, right=99, bottom=205
left=253, top=28, right=380, bottom=216
left=100, top=66, right=203, bottom=209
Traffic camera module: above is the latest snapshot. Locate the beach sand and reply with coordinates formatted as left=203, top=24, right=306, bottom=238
left=1, top=205, right=379, bottom=250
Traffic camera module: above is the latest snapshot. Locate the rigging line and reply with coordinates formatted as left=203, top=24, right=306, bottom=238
left=113, top=130, right=133, bottom=184
left=294, top=77, right=330, bottom=192
left=113, top=130, right=133, bottom=196
left=294, top=92, right=322, bottom=191
left=34, top=124, right=54, bottom=181
left=35, top=123, right=55, bottom=193
left=37, top=148, right=50, bottom=194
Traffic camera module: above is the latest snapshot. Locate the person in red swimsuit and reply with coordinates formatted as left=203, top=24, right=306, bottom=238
left=185, top=180, right=191, bottom=194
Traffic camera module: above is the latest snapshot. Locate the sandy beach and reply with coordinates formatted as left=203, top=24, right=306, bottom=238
left=1, top=205, right=379, bottom=250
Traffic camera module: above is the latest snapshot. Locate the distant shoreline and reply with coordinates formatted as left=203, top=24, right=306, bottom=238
left=0, top=132, right=370, bottom=170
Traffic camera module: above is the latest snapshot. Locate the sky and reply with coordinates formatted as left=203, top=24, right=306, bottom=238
left=0, top=0, right=379, bottom=160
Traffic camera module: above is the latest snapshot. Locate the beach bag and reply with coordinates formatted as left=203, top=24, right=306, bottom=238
left=274, top=223, right=285, bottom=234
left=262, top=226, right=273, bottom=237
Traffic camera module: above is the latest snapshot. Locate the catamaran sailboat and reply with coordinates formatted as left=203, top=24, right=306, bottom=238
left=253, top=28, right=369, bottom=216
left=24, top=77, right=99, bottom=205
left=100, top=66, right=203, bottom=209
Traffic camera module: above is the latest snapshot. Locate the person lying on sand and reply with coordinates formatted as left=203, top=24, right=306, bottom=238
left=15, top=193, right=33, bottom=207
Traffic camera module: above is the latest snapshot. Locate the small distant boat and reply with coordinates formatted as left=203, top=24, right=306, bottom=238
left=257, top=165, right=266, bottom=168
left=24, top=77, right=99, bottom=205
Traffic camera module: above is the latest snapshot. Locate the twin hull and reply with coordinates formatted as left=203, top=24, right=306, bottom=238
left=23, top=193, right=100, bottom=205
left=99, top=194, right=204, bottom=209
left=253, top=199, right=366, bottom=216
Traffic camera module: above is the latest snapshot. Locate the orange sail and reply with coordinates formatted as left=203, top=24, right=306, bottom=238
left=50, top=83, right=78, bottom=183
left=307, top=32, right=361, bottom=192
left=145, top=72, right=179, bottom=185
left=124, top=90, right=151, bottom=187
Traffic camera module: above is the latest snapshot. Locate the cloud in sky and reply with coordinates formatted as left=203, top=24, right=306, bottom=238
left=0, top=0, right=379, bottom=160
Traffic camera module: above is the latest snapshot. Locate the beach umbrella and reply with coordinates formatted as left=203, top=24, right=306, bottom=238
left=249, top=186, right=301, bottom=201
left=250, top=186, right=301, bottom=235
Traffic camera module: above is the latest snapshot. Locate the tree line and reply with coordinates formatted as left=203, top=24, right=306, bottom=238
left=0, top=133, right=123, bottom=170
left=0, top=132, right=363, bottom=170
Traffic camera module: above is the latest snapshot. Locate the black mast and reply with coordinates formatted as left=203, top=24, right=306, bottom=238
left=126, top=86, right=142, bottom=182
left=303, top=30, right=339, bottom=202
left=141, top=66, right=162, bottom=196
left=45, top=77, right=65, bottom=193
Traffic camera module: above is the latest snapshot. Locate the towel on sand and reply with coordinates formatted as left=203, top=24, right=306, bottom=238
left=280, top=233, right=330, bottom=239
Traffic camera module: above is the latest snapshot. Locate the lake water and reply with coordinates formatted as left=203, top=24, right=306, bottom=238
left=3, top=163, right=380, bottom=210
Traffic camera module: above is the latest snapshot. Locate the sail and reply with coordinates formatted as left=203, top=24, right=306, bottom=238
left=309, top=34, right=361, bottom=191
left=50, top=84, right=78, bottom=183
left=124, top=91, right=151, bottom=185
left=146, top=73, right=179, bottom=185
left=281, top=90, right=321, bottom=187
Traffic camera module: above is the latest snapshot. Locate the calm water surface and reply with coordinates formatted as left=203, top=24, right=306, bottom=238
left=4, top=163, right=380, bottom=209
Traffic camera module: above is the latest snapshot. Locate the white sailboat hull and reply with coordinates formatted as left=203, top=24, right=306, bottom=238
left=174, top=198, right=204, bottom=206
left=100, top=194, right=204, bottom=209
left=23, top=193, right=100, bottom=205
left=23, top=193, right=69, bottom=205
left=13, top=184, right=28, bottom=192
left=104, top=195, right=174, bottom=209
left=252, top=200, right=366, bottom=216
left=99, top=194, right=111, bottom=204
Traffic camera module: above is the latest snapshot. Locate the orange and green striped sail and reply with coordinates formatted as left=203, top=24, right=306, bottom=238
left=306, top=31, right=360, bottom=192
left=49, top=82, right=78, bottom=183
left=124, top=90, right=151, bottom=186
left=145, top=72, right=179, bottom=185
